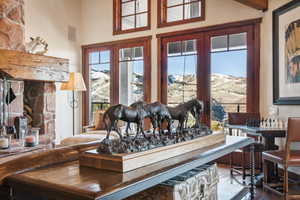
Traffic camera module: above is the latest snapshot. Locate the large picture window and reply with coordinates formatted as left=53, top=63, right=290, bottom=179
left=158, top=0, right=205, bottom=28
left=82, top=36, right=152, bottom=126
left=114, top=0, right=151, bottom=35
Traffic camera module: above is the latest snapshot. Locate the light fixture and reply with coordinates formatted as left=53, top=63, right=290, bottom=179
left=61, top=72, right=86, bottom=136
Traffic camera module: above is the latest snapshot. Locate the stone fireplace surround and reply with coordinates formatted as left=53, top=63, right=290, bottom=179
left=0, top=0, right=69, bottom=140
left=0, top=80, right=56, bottom=138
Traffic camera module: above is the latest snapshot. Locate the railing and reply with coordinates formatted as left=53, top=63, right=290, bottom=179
left=91, top=102, right=110, bottom=111
left=168, top=102, right=246, bottom=112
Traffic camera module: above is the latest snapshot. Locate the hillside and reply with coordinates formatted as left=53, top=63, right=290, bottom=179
left=90, top=71, right=246, bottom=112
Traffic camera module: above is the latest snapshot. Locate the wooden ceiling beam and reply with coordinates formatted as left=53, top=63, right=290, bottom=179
left=233, top=0, right=268, bottom=11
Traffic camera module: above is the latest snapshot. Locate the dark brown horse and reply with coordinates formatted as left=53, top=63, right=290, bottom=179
left=127, top=101, right=172, bottom=136
left=167, top=99, right=203, bottom=132
left=103, top=104, right=148, bottom=140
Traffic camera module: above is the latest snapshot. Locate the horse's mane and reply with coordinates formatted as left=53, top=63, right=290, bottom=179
left=172, top=99, right=197, bottom=109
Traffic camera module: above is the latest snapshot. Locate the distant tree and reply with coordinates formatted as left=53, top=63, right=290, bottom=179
left=211, top=99, right=226, bottom=122
left=168, top=75, right=176, bottom=84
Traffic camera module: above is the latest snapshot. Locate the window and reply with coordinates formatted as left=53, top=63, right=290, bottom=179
left=167, top=40, right=197, bottom=106
left=114, top=0, right=151, bottom=35
left=89, top=50, right=112, bottom=122
left=82, top=36, right=152, bottom=126
left=210, top=32, right=248, bottom=129
left=158, top=0, right=205, bottom=28
left=119, top=46, right=145, bottom=105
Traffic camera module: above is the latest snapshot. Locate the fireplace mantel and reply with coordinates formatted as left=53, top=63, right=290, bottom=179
left=0, top=49, right=69, bottom=82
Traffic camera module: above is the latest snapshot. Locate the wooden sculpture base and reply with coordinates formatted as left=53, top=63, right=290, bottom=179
left=79, top=132, right=225, bottom=172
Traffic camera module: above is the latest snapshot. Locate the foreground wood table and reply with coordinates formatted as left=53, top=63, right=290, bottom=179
left=5, top=136, right=255, bottom=200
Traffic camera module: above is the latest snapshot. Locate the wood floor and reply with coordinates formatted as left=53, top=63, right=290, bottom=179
left=218, top=165, right=280, bottom=200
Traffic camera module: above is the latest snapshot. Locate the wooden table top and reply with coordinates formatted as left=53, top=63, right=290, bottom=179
left=226, top=124, right=286, bottom=138
left=5, top=136, right=254, bottom=200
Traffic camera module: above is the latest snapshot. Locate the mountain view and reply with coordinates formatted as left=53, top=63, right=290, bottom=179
left=91, top=71, right=246, bottom=122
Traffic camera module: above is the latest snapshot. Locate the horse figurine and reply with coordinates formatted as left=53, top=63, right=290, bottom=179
left=167, top=99, right=204, bottom=133
left=128, top=101, right=172, bottom=136
left=102, top=104, right=148, bottom=140
left=144, top=102, right=172, bottom=135
left=125, top=101, right=148, bottom=136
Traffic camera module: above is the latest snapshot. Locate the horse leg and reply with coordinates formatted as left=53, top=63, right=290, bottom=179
left=140, top=120, right=148, bottom=139
left=158, top=116, right=163, bottom=136
left=166, top=118, right=172, bottom=134
left=105, top=119, right=113, bottom=139
left=114, top=120, right=123, bottom=140
left=134, top=123, right=140, bottom=140
left=125, top=122, right=131, bottom=137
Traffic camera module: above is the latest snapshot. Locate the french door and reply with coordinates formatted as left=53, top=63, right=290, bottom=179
left=159, top=23, right=260, bottom=127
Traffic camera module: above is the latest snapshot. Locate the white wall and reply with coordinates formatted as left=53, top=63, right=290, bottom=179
left=25, top=0, right=82, bottom=141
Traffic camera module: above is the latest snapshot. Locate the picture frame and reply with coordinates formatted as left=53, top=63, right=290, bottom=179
left=273, top=0, right=300, bottom=105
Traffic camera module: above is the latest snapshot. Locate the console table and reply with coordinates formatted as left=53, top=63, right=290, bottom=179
left=5, top=136, right=255, bottom=200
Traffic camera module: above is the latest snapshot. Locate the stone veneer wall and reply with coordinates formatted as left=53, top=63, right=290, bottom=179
left=24, top=82, right=56, bottom=138
left=0, top=0, right=25, bottom=50
left=0, top=0, right=56, bottom=139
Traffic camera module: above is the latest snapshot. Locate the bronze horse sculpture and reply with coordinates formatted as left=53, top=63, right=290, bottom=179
left=102, top=104, right=148, bottom=140
left=167, top=99, right=204, bottom=133
left=127, top=101, right=172, bottom=136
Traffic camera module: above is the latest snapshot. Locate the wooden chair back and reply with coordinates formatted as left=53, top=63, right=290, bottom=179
left=228, top=112, right=260, bottom=125
left=285, top=117, right=300, bottom=161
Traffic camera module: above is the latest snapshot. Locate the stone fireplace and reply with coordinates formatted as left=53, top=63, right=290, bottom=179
left=0, top=0, right=69, bottom=140
left=0, top=80, right=56, bottom=138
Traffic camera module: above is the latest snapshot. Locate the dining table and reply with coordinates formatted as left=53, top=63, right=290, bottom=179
left=225, top=124, right=287, bottom=185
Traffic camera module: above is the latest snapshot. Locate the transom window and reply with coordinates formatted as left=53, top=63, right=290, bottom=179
left=158, top=0, right=205, bottom=28
left=114, top=0, right=151, bottom=35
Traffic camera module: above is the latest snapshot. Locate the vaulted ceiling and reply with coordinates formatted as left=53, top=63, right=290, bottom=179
left=233, top=0, right=268, bottom=11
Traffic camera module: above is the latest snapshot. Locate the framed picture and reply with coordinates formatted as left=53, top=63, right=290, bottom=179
left=273, top=0, right=300, bottom=105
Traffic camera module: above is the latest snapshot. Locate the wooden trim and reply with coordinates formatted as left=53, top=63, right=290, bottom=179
left=82, top=36, right=152, bottom=50
left=233, top=0, right=268, bottom=11
left=156, top=18, right=262, bottom=38
left=157, top=19, right=261, bottom=126
left=113, top=0, right=151, bottom=35
left=157, top=0, right=206, bottom=28
left=82, top=36, right=152, bottom=126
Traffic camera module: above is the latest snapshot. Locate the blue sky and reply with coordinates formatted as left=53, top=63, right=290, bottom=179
left=90, top=49, right=247, bottom=78
left=167, top=50, right=247, bottom=78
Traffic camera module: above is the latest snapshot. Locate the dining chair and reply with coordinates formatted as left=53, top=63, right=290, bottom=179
left=227, top=112, right=264, bottom=182
left=262, top=117, right=300, bottom=199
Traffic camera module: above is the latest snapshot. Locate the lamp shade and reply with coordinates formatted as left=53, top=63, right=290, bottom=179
left=60, top=72, right=87, bottom=91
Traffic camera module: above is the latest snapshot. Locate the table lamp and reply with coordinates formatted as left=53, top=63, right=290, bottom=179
left=61, top=72, right=86, bottom=136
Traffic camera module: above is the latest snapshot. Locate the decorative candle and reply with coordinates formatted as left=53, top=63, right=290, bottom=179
left=0, top=137, right=9, bottom=149
left=25, top=135, right=36, bottom=147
